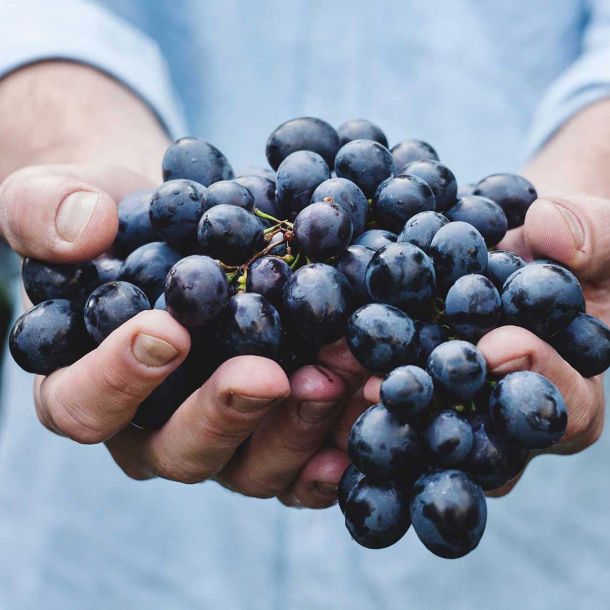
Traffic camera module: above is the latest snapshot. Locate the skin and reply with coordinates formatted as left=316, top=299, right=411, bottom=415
left=0, top=62, right=607, bottom=505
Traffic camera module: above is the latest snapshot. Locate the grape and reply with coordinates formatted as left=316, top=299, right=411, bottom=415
left=234, top=175, right=279, bottom=217
left=465, top=414, right=529, bottom=490
left=337, top=464, right=365, bottom=514
left=204, top=180, right=255, bottom=211
left=397, top=211, right=448, bottom=254
left=149, top=179, right=207, bottom=251
left=473, top=173, right=537, bottom=229
left=445, top=274, right=502, bottom=342
left=353, top=229, right=397, bottom=251
left=335, top=244, right=374, bottom=304
left=236, top=166, right=276, bottom=183
left=398, top=160, right=457, bottom=211
left=501, top=263, right=584, bottom=337
left=165, top=255, right=229, bottom=331
left=311, top=177, right=368, bottom=237
left=162, top=137, right=234, bottom=186
left=430, top=221, right=488, bottom=290
left=282, top=263, right=354, bottom=346
left=119, top=241, right=182, bottom=302
left=391, top=139, right=439, bottom=169
left=9, top=299, right=92, bottom=375
left=346, top=303, right=417, bottom=374
left=84, top=281, right=150, bottom=344
left=427, top=340, right=487, bottom=403
left=93, top=256, right=123, bottom=284
left=293, top=201, right=353, bottom=261
left=335, top=139, right=396, bottom=198
left=266, top=116, right=340, bottom=170
left=365, top=242, right=436, bottom=315
left=446, top=195, right=508, bottom=247
left=550, top=312, right=610, bottom=377
left=197, top=204, right=265, bottom=266
left=275, top=150, right=331, bottom=220
left=337, top=118, right=388, bottom=148
left=380, top=365, right=433, bottom=417
left=22, top=258, right=100, bottom=307
left=414, top=320, right=447, bottom=366
left=344, top=478, right=411, bottom=549
left=348, top=402, right=423, bottom=481
left=489, top=371, right=567, bottom=449
left=425, top=410, right=474, bottom=466
left=410, top=469, right=487, bottom=559
left=373, top=175, right=436, bottom=232
left=216, top=293, right=283, bottom=360
left=486, top=250, right=525, bottom=290
left=246, top=256, right=292, bottom=308
left=113, top=190, right=157, bottom=257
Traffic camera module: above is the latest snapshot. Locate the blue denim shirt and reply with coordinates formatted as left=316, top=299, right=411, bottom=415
left=1, top=1, right=610, bottom=608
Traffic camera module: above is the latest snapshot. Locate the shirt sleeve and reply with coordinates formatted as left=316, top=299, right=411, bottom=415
left=526, top=0, right=610, bottom=156
left=0, top=0, right=187, bottom=138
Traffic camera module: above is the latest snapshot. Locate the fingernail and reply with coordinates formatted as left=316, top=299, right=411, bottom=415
left=314, top=482, right=338, bottom=496
left=298, top=400, right=338, bottom=424
left=228, top=393, right=279, bottom=413
left=490, top=355, right=530, bottom=376
left=56, top=191, right=99, bottom=242
left=132, top=334, right=178, bottom=367
left=546, top=200, right=585, bottom=250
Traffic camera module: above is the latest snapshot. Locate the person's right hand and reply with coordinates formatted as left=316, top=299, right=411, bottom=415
left=0, top=163, right=352, bottom=508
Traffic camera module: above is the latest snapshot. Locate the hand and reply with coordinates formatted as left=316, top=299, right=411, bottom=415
left=0, top=164, right=351, bottom=508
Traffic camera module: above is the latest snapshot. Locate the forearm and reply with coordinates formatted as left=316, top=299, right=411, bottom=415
left=0, top=61, right=169, bottom=181
left=524, top=99, right=610, bottom=196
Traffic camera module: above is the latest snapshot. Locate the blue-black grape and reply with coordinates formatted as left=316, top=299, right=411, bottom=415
left=197, top=204, right=265, bottom=266
left=445, top=195, right=508, bottom=247
left=410, top=469, right=486, bottom=559
left=9, top=299, right=92, bottom=375
left=335, top=139, right=396, bottom=198
left=165, top=255, right=229, bottom=331
left=473, top=173, right=537, bottom=229
left=445, top=274, right=502, bottom=342
left=119, top=241, right=182, bottom=302
left=337, top=118, right=388, bottom=148
left=311, top=177, right=368, bottom=237
left=282, top=263, right=354, bottom=346
left=399, top=160, right=457, bottom=212
left=343, top=477, right=411, bottom=549
left=93, top=256, right=123, bottom=284
left=234, top=175, right=279, bottom=217
left=550, top=312, right=610, bottom=377
left=365, top=242, right=436, bottom=315
left=414, top=320, right=447, bottom=367
left=398, top=211, right=448, bottom=254
left=236, top=166, right=276, bottom=183
left=22, top=257, right=99, bottom=306
left=149, top=179, right=207, bottom=251
left=425, top=410, right=474, bottom=466
left=335, top=244, right=374, bottom=304
left=338, top=464, right=365, bottom=514
left=84, top=281, right=150, bottom=344
left=373, top=175, right=436, bottom=233
left=486, top=250, right=525, bottom=290
left=430, top=221, right=488, bottom=290
left=353, top=229, right=397, bottom=251
left=489, top=371, right=567, bottom=449
left=266, top=117, right=340, bottom=170
left=113, top=190, right=157, bottom=257
left=346, top=303, right=417, bottom=374
left=293, top=201, right=353, bottom=261
left=204, top=180, right=255, bottom=211
left=348, top=402, right=423, bottom=481
left=380, top=365, right=433, bottom=417
left=246, top=256, right=292, bottom=309
left=162, top=137, right=234, bottom=186
left=391, top=139, right=439, bottom=169
left=276, top=150, right=331, bottom=220
left=427, top=340, right=487, bottom=403
left=501, top=263, right=584, bottom=337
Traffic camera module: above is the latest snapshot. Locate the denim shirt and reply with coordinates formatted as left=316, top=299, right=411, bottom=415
left=0, top=1, right=610, bottom=608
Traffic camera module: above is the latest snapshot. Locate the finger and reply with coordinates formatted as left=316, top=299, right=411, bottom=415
left=478, top=325, right=604, bottom=452
left=363, top=375, right=382, bottom=404
left=109, top=356, right=291, bottom=484
left=0, top=164, right=154, bottom=262
left=217, top=365, right=347, bottom=498
left=496, top=226, right=527, bottom=259
left=278, top=448, right=351, bottom=509
left=331, top=386, right=370, bottom=452
left=317, top=338, right=368, bottom=392
left=35, top=310, right=190, bottom=443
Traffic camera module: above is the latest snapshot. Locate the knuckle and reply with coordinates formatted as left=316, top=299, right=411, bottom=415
left=51, top=405, right=107, bottom=444
left=218, top=470, right=280, bottom=499
left=152, top=455, right=210, bottom=484
left=99, top=366, right=148, bottom=405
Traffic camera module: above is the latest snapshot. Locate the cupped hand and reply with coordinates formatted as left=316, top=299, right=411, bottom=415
left=0, top=164, right=351, bottom=508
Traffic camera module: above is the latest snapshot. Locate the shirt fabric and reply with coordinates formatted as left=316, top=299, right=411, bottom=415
left=0, top=1, right=609, bottom=608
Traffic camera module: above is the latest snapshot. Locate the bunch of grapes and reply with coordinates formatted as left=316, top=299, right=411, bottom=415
left=9, top=117, right=610, bottom=558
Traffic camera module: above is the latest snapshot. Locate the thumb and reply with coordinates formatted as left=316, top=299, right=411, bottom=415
left=523, top=196, right=610, bottom=284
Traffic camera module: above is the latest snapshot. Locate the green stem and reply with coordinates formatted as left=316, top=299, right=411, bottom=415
left=289, top=253, right=301, bottom=270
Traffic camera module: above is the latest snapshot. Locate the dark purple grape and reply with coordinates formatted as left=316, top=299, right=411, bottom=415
left=380, top=365, right=433, bottom=417
left=425, top=410, right=474, bottom=466
left=391, top=139, right=439, bottom=168
left=337, top=119, right=388, bottom=148
left=113, top=190, right=157, bottom=257
left=93, top=256, right=123, bottom=284
left=311, top=177, right=368, bottom=237
left=162, top=137, right=234, bottom=186
left=246, top=256, right=292, bottom=308
left=197, top=204, right=265, bottom=266
left=335, top=245, right=374, bottom=305
left=486, top=250, right=525, bottom=290
left=338, top=464, right=365, bottom=514
left=84, top=281, right=150, bottom=344
left=236, top=166, right=276, bottom=183
left=399, top=160, right=457, bottom=211
left=234, top=175, right=279, bottom=217
left=446, top=195, right=508, bottom=247
left=397, top=211, right=449, bottom=254
left=353, top=229, right=397, bottom=251
left=414, top=320, right=447, bottom=367
left=204, top=180, right=255, bottom=211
